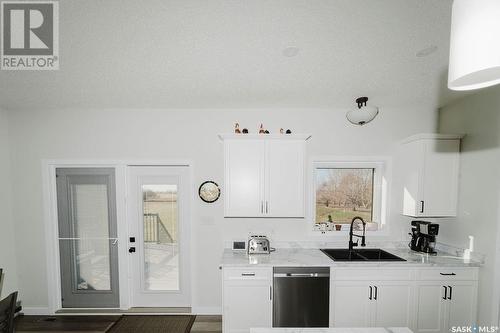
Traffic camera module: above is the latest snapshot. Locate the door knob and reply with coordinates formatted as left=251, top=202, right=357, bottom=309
left=129, top=247, right=136, bottom=253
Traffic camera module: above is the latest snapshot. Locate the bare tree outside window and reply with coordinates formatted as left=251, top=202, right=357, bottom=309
left=315, top=168, right=374, bottom=224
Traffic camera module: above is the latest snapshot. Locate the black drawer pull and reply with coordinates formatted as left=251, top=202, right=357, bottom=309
left=440, top=273, right=456, bottom=276
left=241, top=273, right=256, bottom=277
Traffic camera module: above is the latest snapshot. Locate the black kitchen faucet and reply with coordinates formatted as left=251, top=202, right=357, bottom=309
left=349, top=216, right=366, bottom=251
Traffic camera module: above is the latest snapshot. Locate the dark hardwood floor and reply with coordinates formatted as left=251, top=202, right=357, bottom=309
left=15, top=315, right=222, bottom=333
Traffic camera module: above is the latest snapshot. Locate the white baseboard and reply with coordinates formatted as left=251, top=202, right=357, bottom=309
left=22, top=307, right=52, bottom=315
left=191, top=306, right=221, bottom=315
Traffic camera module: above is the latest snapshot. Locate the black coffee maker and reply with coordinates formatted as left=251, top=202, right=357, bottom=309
left=409, top=221, right=439, bottom=254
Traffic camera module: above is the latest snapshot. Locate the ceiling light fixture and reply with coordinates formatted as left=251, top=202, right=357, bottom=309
left=448, top=0, right=500, bottom=91
left=346, top=97, right=379, bottom=126
left=282, top=46, right=300, bottom=57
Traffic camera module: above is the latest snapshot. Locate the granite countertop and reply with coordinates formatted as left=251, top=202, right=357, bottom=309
left=250, top=328, right=413, bottom=333
left=220, top=247, right=482, bottom=268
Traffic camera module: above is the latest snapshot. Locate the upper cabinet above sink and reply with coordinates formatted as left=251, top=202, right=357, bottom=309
left=400, top=133, right=463, bottom=217
left=220, top=134, right=311, bottom=218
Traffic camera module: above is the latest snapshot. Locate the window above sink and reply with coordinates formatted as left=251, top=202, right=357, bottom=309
left=311, top=158, right=390, bottom=234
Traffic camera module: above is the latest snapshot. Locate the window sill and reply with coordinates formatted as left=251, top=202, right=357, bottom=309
left=308, top=228, right=390, bottom=238
left=313, top=222, right=379, bottom=232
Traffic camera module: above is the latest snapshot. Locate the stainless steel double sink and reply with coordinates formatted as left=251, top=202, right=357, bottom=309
left=320, top=248, right=406, bottom=262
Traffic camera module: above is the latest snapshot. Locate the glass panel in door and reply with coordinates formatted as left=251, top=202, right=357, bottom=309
left=73, top=183, right=111, bottom=291
left=142, top=184, right=179, bottom=291
left=56, top=168, right=119, bottom=308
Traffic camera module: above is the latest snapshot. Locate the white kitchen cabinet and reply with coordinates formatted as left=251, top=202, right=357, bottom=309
left=415, top=280, right=478, bottom=333
left=372, top=282, right=414, bottom=327
left=224, top=139, right=265, bottom=217
left=221, top=134, right=310, bottom=218
left=222, top=267, right=272, bottom=333
left=401, top=134, right=462, bottom=217
left=331, top=281, right=371, bottom=327
left=331, top=280, right=413, bottom=328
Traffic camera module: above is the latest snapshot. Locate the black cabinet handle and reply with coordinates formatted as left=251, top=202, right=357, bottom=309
left=443, top=286, right=447, bottom=300
left=420, top=201, right=425, bottom=213
left=241, top=273, right=255, bottom=277
left=374, top=286, right=378, bottom=300
left=369, top=286, right=372, bottom=300
left=128, top=247, right=136, bottom=253
left=448, top=286, right=452, bottom=300
left=440, top=273, right=456, bottom=276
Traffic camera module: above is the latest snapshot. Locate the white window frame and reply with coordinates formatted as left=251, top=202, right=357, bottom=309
left=309, top=156, right=391, bottom=237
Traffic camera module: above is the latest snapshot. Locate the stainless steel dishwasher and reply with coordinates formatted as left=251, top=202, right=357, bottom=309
left=273, top=267, right=330, bottom=327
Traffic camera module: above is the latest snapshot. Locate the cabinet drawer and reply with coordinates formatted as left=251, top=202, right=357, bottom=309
left=223, top=267, right=272, bottom=281
left=417, top=268, right=478, bottom=281
left=333, top=268, right=413, bottom=281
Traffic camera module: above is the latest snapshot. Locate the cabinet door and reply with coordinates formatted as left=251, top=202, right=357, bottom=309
left=266, top=140, right=305, bottom=217
left=224, top=140, right=265, bottom=217
left=447, top=283, right=478, bottom=330
left=372, top=282, right=414, bottom=328
left=331, top=282, right=371, bottom=327
left=223, top=283, right=272, bottom=333
left=421, top=139, right=460, bottom=217
left=414, top=283, right=448, bottom=333
left=402, top=140, right=425, bottom=217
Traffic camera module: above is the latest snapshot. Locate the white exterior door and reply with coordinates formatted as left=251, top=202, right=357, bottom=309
left=127, top=166, right=191, bottom=307
left=266, top=140, right=305, bottom=217
left=224, top=140, right=265, bottom=217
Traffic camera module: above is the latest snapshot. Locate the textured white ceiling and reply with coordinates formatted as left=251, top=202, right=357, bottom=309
left=0, top=0, right=467, bottom=110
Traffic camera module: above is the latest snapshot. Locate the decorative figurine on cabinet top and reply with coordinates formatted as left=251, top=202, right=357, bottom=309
left=280, top=128, right=284, bottom=134
left=286, top=129, right=292, bottom=134
left=242, top=128, right=248, bottom=134
left=259, top=124, right=265, bottom=134
left=234, top=123, right=241, bottom=134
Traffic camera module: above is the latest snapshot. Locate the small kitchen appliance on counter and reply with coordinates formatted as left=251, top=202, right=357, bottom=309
left=409, top=220, right=439, bottom=254
left=247, top=235, right=272, bottom=254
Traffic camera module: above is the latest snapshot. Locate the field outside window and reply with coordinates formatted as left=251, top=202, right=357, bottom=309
left=313, top=161, right=386, bottom=232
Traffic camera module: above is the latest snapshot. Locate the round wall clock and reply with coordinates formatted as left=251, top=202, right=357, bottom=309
left=198, top=181, right=221, bottom=203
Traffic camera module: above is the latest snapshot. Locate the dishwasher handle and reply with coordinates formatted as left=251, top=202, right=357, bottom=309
left=274, top=273, right=330, bottom=278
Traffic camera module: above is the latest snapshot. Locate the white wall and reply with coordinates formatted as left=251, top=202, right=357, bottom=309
left=6, top=106, right=436, bottom=311
left=0, top=108, right=18, bottom=298
left=438, top=86, right=500, bottom=325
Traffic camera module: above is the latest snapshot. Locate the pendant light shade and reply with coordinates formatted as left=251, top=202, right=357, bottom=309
left=448, top=0, right=500, bottom=91
left=346, top=97, right=379, bottom=126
